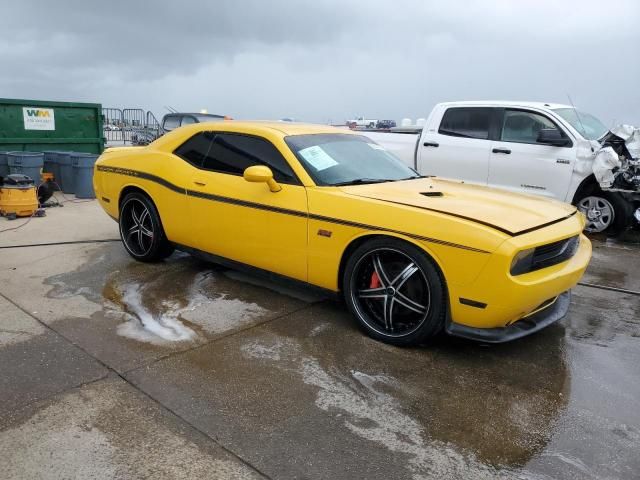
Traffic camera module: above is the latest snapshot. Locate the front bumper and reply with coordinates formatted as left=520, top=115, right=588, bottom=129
left=446, top=228, right=590, bottom=330
left=445, top=291, right=570, bottom=343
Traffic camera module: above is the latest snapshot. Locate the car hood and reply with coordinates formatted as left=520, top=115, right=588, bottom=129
left=339, top=178, right=578, bottom=236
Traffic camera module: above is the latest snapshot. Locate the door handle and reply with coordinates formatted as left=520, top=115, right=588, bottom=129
left=194, top=181, right=206, bottom=187
left=423, top=142, right=439, bottom=147
left=492, top=148, right=511, bottom=154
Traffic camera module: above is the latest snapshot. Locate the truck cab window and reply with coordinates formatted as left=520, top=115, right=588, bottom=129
left=438, top=107, right=491, bottom=140
left=501, top=110, right=560, bottom=144
left=163, top=115, right=180, bottom=131
left=181, top=116, right=196, bottom=126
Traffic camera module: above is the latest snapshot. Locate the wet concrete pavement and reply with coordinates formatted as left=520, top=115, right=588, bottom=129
left=0, top=200, right=639, bottom=479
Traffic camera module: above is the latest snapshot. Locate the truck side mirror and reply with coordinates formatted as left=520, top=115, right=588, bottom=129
left=537, top=129, right=571, bottom=147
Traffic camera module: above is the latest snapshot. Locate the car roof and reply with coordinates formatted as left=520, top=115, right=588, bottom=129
left=436, top=100, right=573, bottom=110
left=151, top=121, right=357, bottom=150
left=165, top=113, right=225, bottom=118
left=193, top=120, right=355, bottom=136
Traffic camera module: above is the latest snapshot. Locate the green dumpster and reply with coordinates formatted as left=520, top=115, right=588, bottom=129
left=0, top=98, right=104, bottom=154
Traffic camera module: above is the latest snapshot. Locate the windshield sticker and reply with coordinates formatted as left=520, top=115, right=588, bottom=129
left=299, top=145, right=339, bottom=171
left=368, top=143, right=386, bottom=151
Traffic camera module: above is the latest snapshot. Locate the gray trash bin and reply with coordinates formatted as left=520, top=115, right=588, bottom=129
left=71, top=153, right=98, bottom=199
left=43, top=151, right=57, bottom=174
left=57, top=152, right=75, bottom=193
left=0, top=151, right=10, bottom=177
left=42, top=151, right=61, bottom=191
left=8, top=152, right=44, bottom=184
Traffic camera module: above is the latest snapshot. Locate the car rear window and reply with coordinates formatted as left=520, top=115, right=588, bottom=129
left=438, top=107, right=491, bottom=140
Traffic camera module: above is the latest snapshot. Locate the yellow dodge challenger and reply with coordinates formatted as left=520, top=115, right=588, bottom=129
left=94, top=122, right=591, bottom=345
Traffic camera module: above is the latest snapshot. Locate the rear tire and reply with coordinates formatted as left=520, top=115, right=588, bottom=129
left=343, top=237, right=446, bottom=346
left=119, top=192, right=174, bottom=262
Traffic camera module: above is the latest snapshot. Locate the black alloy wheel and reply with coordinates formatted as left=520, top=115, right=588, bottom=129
left=343, top=238, right=445, bottom=346
left=119, top=192, right=174, bottom=262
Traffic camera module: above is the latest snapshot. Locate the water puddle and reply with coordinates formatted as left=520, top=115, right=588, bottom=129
left=111, top=283, right=198, bottom=344
left=241, top=337, right=520, bottom=479
left=46, top=247, right=275, bottom=346
left=104, top=270, right=267, bottom=345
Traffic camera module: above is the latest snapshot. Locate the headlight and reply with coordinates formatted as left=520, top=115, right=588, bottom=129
left=510, top=248, right=535, bottom=275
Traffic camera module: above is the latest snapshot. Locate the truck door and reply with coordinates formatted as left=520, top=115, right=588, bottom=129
left=417, top=107, right=492, bottom=185
left=488, top=108, right=575, bottom=200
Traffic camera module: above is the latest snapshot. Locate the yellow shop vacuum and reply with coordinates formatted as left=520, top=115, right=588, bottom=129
left=0, top=174, right=39, bottom=218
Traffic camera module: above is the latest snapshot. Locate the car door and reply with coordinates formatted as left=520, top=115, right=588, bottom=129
left=488, top=108, right=575, bottom=199
left=179, top=131, right=308, bottom=281
left=417, top=107, right=493, bottom=185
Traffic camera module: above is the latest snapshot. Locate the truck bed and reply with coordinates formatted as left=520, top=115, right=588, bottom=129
left=362, top=131, right=420, bottom=169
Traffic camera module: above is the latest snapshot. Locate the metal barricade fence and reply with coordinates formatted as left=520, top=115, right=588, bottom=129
left=103, top=108, right=161, bottom=146
left=122, top=108, right=145, bottom=143
left=102, top=108, right=124, bottom=144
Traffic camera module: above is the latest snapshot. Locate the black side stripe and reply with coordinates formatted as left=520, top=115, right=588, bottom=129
left=97, top=166, right=185, bottom=195
left=98, top=165, right=489, bottom=253
left=186, top=188, right=308, bottom=218
left=306, top=213, right=488, bottom=252
left=349, top=195, right=577, bottom=237
left=349, top=195, right=515, bottom=236
left=511, top=212, right=577, bottom=236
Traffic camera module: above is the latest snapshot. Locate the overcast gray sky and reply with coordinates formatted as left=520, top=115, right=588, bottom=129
left=1, top=0, right=638, bottom=125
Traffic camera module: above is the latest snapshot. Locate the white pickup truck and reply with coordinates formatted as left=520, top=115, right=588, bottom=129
left=347, top=116, right=377, bottom=129
left=367, top=101, right=640, bottom=234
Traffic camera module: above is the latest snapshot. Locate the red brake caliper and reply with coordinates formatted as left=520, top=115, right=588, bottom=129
left=370, top=271, right=381, bottom=289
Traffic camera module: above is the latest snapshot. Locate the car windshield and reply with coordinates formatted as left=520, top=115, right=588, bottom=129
left=285, top=133, right=419, bottom=186
left=552, top=108, right=608, bottom=141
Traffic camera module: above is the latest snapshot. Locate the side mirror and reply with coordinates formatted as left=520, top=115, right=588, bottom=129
left=537, top=128, right=571, bottom=147
left=243, top=165, right=282, bottom=192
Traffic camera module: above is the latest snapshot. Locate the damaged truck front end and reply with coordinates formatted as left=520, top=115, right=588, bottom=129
left=557, top=107, right=640, bottom=234
left=596, top=126, right=640, bottom=193
left=574, top=124, right=640, bottom=233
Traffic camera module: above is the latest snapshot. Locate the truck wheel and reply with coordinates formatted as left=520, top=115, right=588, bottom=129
left=576, top=190, right=632, bottom=235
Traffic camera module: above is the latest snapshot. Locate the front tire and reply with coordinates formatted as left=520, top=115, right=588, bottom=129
left=119, top=192, right=174, bottom=262
left=343, top=238, right=446, bottom=346
left=575, top=189, right=632, bottom=235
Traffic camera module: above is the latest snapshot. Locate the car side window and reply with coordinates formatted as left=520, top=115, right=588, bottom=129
left=181, top=116, right=196, bottom=126
left=174, top=131, right=215, bottom=166
left=438, top=107, right=491, bottom=140
left=203, top=133, right=298, bottom=184
left=163, top=115, right=180, bottom=131
left=501, top=110, right=560, bottom=144
left=174, top=132, right=299, bottom=184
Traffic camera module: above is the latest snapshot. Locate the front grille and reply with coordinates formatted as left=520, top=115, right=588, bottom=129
left=531, top=235, right=580, bottom=272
